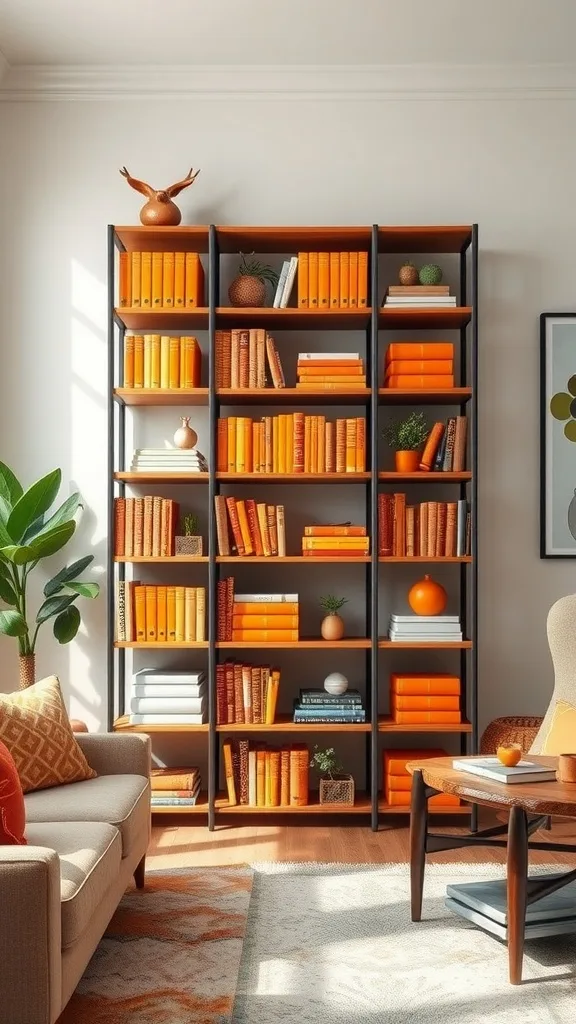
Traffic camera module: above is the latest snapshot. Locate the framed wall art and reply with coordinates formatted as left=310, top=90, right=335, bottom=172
left=540, top=312, right=576, bottom=557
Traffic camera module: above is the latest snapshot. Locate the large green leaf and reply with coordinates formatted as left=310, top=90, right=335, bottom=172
left=0, top=462, right=23, bottom=507
left=44, top=555, right=94, bottom=597
left=0, top=576, right=17, bottom=605
left=0, top=544, right=37, bottom=565
left=28, top=521, right=75, bottom=560
left=66, top=581, right=99, bottom=599
left=6, top=469, right=61, bottom=542
left=53, top=604, right=80, bottom=644
left=0, top=609, right=27, bottom=637
left=0, top=495, right=11, bottom=526
left=24, top=492, right=81, bottom=543
left=36, top=592, right=77, bottom=625
left=0, top=517, right=12, bottom=547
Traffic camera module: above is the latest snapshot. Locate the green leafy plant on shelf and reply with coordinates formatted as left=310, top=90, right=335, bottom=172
left=0, top=462, right=99, bottom=688
left=319, top=594, right=348, bottom=641
left=228, top=252, right=280, bottom=307
left=383, top=412, right=428, bottom=451
left=319, top=595, right=348, bottom=614
left=181, top=513, right=200, bottom=536
left=310, top=745, right=344, bottom=780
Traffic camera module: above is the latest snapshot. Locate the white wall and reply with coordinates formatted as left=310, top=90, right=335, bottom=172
left=0, top=85, right=574, bottom=735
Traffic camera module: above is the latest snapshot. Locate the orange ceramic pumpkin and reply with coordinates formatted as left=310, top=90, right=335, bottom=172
left=408, top=574, right=447, bottom=616
left=497, top=743, right=522, bottom=767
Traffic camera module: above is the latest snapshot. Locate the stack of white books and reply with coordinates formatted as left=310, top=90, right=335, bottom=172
left=129, top=670, right=207, bottom=724
left=383, top=286, right=456, bottom=309
left=388, top=614, right=463, bottom=642
left=273, top=256, right=298, bottom=308
left=130, top=448, right=208, bottom=473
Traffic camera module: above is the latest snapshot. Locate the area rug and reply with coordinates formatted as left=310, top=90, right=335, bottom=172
left=232, top=863, right=576, bottom=1024
left=58, top=868, right=253, bottom=1024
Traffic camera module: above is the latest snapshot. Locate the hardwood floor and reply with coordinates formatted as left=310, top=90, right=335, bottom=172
left=149, top=811, right=576, bottom=870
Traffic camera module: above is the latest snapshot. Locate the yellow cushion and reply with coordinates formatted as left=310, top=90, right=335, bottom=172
left=0, top=676, right=96, bottom=793
left=540, top=700, right=576, bottom=755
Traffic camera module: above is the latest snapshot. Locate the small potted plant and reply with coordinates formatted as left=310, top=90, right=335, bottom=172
left=384, top=411, right=428, bottom=473
left=319, top=595, right=348, bottom=641
left=310, top=746, right=355, bottom=806
left=228, top=252, right=279, bottom=307
left=175, top=513, right=203, bottom=556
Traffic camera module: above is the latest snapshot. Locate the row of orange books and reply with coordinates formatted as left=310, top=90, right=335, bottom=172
left=389, top=674, right=462, bottom=725
left=114, top=496, right=178, bottom=558
left=378, top=496, right=471, bottom=557
left=216, top=661, right=280, bottom=725
left=384, top=342, right=455, bottom=389
left=297, top=252, right=368, bottom=309
left=116, top=581, right=206, bottom=643
left=118, top=251, right=205, bottom=308
left=421, top=417, right=467, bottom=472
left=216, top=579, right=299, bottom=643
left=216, top=415, right=366, bottom=474
left=383, top=748, right=460, bottom=807
left=302, top=523, right=369, bottom=557
left=123, top=335, right=201, bottom=389
left=214, top=329, right=285, bottom=389
left=296, top=352, right=366, bottom=390
left=223, top=739, right=309, bottom=807
left=214, top=496, right=286, bottom=557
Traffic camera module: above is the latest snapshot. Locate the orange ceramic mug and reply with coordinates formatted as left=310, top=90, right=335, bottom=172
left=558, top=753, right=576, bottom=784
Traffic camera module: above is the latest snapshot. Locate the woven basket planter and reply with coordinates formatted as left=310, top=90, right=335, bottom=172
left=175, top=536, right=203, bottom=556
left=319, top=774, right=355, bottom=806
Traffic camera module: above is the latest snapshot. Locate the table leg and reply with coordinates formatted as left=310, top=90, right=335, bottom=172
left=410, top=769, right=428, bottom=922
left=506, top=805, right=528, bottom=985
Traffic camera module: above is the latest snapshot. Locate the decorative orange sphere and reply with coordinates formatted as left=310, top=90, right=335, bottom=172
left=497, top=743, right=523, bottom=767
left=408, top=574, right=447, bottom=616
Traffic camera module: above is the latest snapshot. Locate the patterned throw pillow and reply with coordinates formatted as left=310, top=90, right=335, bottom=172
left=0, top=738, right=27, bottom=844
left=0, top=675, right=96, bottom=793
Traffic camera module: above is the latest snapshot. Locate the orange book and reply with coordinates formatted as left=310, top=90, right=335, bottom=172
left=309, top=416, right=318, bottom=474
left=119, top=251, right=131, bottom=306
left=166, top=585, right=176, bottom=641
left=297, top=363, right=364, bottom=375
left=385, top=343, right=454, bottom=362
left=303, top=416, right=311, bottom=474
left=308, top=252, right=319, bottom=308
left=174, top=252, right=185, bottom=308
left=358, top=251, right=368, bottom=307
left=123, top=335, right=135, bottom=388
left=151, top=251, right=163, bottom=307
left=335, top=419, right=346, bottom=473
left=217, top=420, right=228, bottom=472
left=356, top=417, right=365, bottom=472
left=348, top=250, right=358, bottom=308
left=114, top=497, right=126, bottom=557
left=133, top=585, right=146, bottom=641
left=391, top=673, right=460, bottom=696
left=174, top=586, right=185, bottom=642
left=385, top=791, right=461, bottom=808
left=420, top=422, right=445, bottom=471
left=185, top=253, right=204, bottom=307
left=252, top=422, right=261, bottom=474
left=131, top=251, right=141, bottom=307
left=168, top=337, right=180, bottom=388
left=392, top=710, right=461, bottom=724
left=329, top=251, right=340, bottom=308
left=289, top=746, right=301, bottom=806
left=269, top=749, right=281, bottom=805
left=150, top=334, right=161, bottom=388
left=285, top=414, right=294, bottom=474
left=223, top=741, right=237, bottom=805
left=243, top=417, right=253, bottom=473
left=235, top=500, right=254, bottom=555
left=151, top=494, right=162, bottom=556
left=266, top=670, right=280, bottom=725
left=184, top=587, right=197, bottom=642
left=325, top=421, right=335, bottom=472
left=391, top=694, right=460, bottom=711
left=232, top=614, right=299, bottom=629
left=384, top=748, right=448, bottom=777
left=339, top=251, right=349, bottom=307
left=133, top=498, right=144, bottom=556
left=233, top=602, right=299, bottom=615
left=304, top=525, right=366, bottom=536
left=181, top=336, right=200, bottom=388
left=296, top=745, right=309, bottom=806
left=256, top=504, right=272, bottom=556
left=278, top=414, right=287, bottom=474
left=256, top=746, right=266, bottom=807
left=345, top=418, right=357, bottom=473
left=145, top=585, right=157, bottom=642
left=298, top=252, right=308, bottom=308
left=140, top=251, right=152, bottom=308
left=156, top=586, right=167, bottom=642
left=386, top=375, right=455, bottom=389
left=227, top=417, right=237, bottom=472
left=162, top=252, right=175, bottom=307
left=142, top=495, right=153, bottom=557
left=386, top=360, right=453, bottom=376
left=225, top=497, right=245, bottom=555
left=318, top=252, right=330, bottom=308
left=232, top=629, right=299, bottom=642
left=264, top=751, right=272, bottom=807
left=386, top=776, right=412, bottom=792
left=280, top=747, right=290, bottom=805
left=297, top=375, right=366, bottom=384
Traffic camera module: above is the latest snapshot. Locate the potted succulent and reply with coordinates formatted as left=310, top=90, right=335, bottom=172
left=310, top=745, right=355, bottom=806
left=228, top=252, right=279, bottom=307
left=0, top=462, right=100, bottom=688
left=384, top=412, right=428, bottom=473
left=175, top=513, right=203, bottom=556
left=319, top=594, right=348, bottom=641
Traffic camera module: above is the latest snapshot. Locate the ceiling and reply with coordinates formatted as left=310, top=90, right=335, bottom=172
left=0, top=0, right=575, bottom=67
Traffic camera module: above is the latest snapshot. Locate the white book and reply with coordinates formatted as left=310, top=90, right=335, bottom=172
left=273, top=261, right=290, bottom=308
left=133, top=670, right=205, bottom=684
left=131, top=464, right=206, bottom=472
left=130, top=696, right=206, bottom=714
left=133, top=684, right=206, bottom=699
left=390, top=614, right=460, bottom=624
left=128, top=713, right=206, bottom=724
left=298, top=352, right=360, bottom=361
left=280, top=256, right=298, bottom=308
left=234, top=593, right=299, bottom=602
left=384, top=296, right=456, bottom=304
left=388, top=623, right=462, bottom=633
left=389, top=631, right=463, bottom=642
left=452, top=757, right=557, bottom=785
left=134, top=449, right=205, bottom=456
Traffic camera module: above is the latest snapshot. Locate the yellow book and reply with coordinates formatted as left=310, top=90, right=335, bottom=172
left=272, top=416, right=279, bottom=473
left=195, top=587, right=205, bottom=642
left=133, top=335, right=144, bottom=388
left=227, top=417, right=237, bottom=472
left=358, top=251, right=368, bottom=307
left=150, top=335, right=161, bottom=389
left=244, top=417, right=253, bottom=472
left=317, top=414, right=326, bottom=472
left=123, top=335, right=134, bottom=388
left=174, top=252, right=185, bottom=307
left=298, top=252, right=308, bottom=308
left=310, top=415, right=318, bottom=473
left=175, top=586, right=185, bottom=642
left=329, top=252, right=340, bottom=308
left=169, top=337, right=180, bottom=388
left=134, top=586, right=146, bottom=641
left=156, top=586, right=167, bottom=641
left=266, top=670, right=280, bottom=725
left=356, top=416, right=365, bottom=472
left=304, top=415, right=311, bottom=473
left=339, top=252, right=349, bottom=307
left=162, top=252, right=175, bottom=307
left=185, top=252, right=202, bottom=307
left=264, top=416, right=273, bottom=472
left=318, top=252, right=330, bottom=309
left=278, top=414, right=287, bottom=474
left=140, top=251, right=152, bottom=308
left=236, top=501, right=254, bottom=555
left=236, top=417, right=246, bottom=473
left=348, top=250, right=358, bottom=308
left=119, top=251, right=131, bottom=307
left=184, top=587, right=197, bottom=642
left=285, top=414, right=294, bottom=473
left=256, top=747, right=265, bottom=806
left=145, top=585, right=157, bottom=642
left=143, top=335, right=152, bottom=389
left=166, top=585, right=176, bottom=641
left=160, top=336, right=170, bottom=389
left=151, top=251, right=163, bottom=307
left=131, top=252, right=141, bottom=307
left=252, top=421, right=261, bottom=474
left=345, top=418, right=357, bottom=472
left=308, top=252, right=319, bottom=308
left=181, top=336, right=197, bottom=389
left=223, top=741, right=237, bottom=805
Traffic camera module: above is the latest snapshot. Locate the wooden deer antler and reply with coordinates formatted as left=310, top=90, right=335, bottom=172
left=119, top=166, right=155, bottom=199
left=166, top=167, right=201, bottom=198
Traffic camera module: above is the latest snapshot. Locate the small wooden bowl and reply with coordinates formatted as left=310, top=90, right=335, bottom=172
left=557, top=753, right=576, bottom=784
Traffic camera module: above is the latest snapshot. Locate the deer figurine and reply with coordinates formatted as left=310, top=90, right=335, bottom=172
left=119, top=166, right=200, bottom=226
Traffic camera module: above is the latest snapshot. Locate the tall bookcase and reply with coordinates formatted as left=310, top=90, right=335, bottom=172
left=107, top=223, right=478, bottom=831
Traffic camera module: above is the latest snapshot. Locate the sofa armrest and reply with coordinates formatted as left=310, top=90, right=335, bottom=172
left=76, top=732, right=151, bottom=778
left=0, top=846, right=62, bottom=1024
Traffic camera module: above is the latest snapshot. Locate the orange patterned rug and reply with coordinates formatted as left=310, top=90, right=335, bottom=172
left=58, top=868, right=253, bottom=1024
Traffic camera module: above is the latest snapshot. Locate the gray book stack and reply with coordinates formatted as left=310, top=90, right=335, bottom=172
left=388, top=614, right=463, bottom=643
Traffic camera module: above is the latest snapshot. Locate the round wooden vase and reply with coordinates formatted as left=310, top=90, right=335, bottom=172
left=395, top=450, right=420, bottom=473
left=19, top=653, right=35, bottom=689
left=173, top=416, right=197, bottom=449
left=321, top=613, right=345, bottom=641
left=408, top=574, right=447, bottom=616
left=139, top=197, right=182, bottom=226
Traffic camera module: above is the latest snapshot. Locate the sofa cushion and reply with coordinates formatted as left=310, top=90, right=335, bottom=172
left=0, top=738, right=27, bottom=844
left=24, top=774, right=149, bottom=857
left=25, top=821, right=121, bottom=949
left=540, top=700, right=576, bottom=754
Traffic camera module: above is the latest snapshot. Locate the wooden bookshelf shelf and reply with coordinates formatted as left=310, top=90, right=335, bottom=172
left=379, top=800, right=470, bottom=816
left=217, top=714, right=370, bottom=733
left=379, top=640, right=472, bottom=649
left=151, top=801, right=209, bottom=815
left=379, top=307, right=472, bottom=330
left=216, top=307, right=371, bottom=330
left=216, top=791, right=371, bottom=814
left=379, top=471, right=471, bottom=482
left=115, top=472, right=209, bottom=483
left=115, top=641, right=209, bottom=649
left=378, top=225, right=473, bottom=254
left=378, top=716, right=472, bottom=733
left=114, top=388, right=209, bottom=407
left=217, top=387, right=371, bottom=406
left=217, top=638, right=371, bottom=650
left=114, top=225, right=210, bottom=253
left=216, top=225, right=373, bottom=253
left=216, top=555, right=370, bottom=564
left=378, top=388, right=472, bottom=405
left=115, top=556, right=208, bottom=563
left=216, top=472, right=371, bottom=484
left=379, top=556, right=472, bottom=563
left=114, top=716, right=208, bottom=733
left=115, top=308, right=209, bottom=331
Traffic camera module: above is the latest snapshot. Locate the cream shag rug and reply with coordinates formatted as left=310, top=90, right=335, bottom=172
left=233, top=863, right=576, bottom=1024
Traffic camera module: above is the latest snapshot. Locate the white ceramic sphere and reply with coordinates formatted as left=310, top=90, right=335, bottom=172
left=324, top=672, right=349, bottom=696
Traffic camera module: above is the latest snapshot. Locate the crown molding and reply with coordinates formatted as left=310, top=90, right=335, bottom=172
left=1, top=62, right=576, bottom=101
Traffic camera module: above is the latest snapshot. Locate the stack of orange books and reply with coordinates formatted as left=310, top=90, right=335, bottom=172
left=301, top=524, right=369, bottom=558
left=232, top=593, right=299, bottom=643
left=390, top=674, right=461, bottom=725
left=118, top=251, right=204, bottom=309
left=384, top=343, right=454, bottom=389
left=384, top=747, right=460, bottom=808
left=223, top=740, right=309, bottom=807
left=296, top=352, right=366, bottom=390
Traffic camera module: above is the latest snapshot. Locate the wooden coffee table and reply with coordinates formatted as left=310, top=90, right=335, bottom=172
left=407, top=755, right=576, bottom=984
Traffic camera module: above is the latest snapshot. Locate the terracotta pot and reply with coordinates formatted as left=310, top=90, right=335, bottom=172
left=19, top=653, right=35, bottom=689
left=408, top=574, right=447, bottom=616
left=139, top=197, right=182, bottom=226
left=395, top=450, right=421, bottom=473
left=321, top=613, right=345, bottom=641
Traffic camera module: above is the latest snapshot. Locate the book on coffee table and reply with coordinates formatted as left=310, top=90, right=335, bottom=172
left=452, top=757, right=557, bottom=784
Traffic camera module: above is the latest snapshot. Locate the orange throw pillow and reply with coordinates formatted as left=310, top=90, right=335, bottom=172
left=0, top=739, right=27, bottom=844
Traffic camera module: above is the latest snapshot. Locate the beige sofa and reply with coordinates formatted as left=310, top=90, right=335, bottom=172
left=0, top=732, right=151, bottom=1024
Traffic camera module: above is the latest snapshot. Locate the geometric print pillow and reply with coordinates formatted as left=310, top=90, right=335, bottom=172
left=0, top=675, right=96, bottom=793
